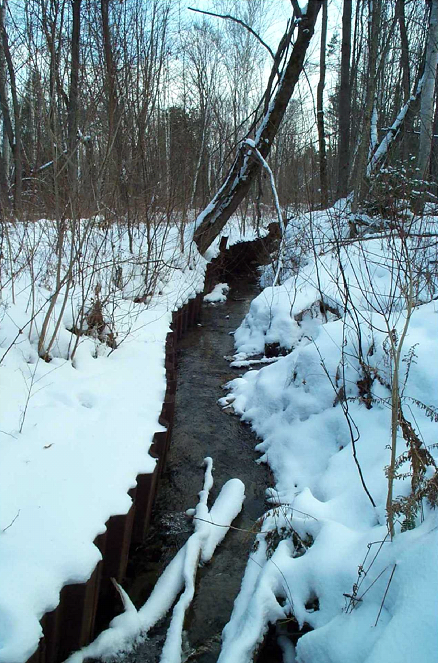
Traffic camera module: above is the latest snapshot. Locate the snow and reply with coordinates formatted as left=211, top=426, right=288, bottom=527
left=66, top=458, right=245, bottom=663
left=218, top=204, right=438, bottom=662
left=204, top=282, right=230, bottom=304
left=2, top=203, right=438, bottom=663
left=160, top=471, right=245, bottom=663
left=0, top=215, right=259, bottom=662
left=0, top=220, right=204, bottom=662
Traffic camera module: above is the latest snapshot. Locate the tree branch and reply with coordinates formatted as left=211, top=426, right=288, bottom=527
left=290, top=0, right=303, bottom=19
left=187, top=6, right=275, bottom=60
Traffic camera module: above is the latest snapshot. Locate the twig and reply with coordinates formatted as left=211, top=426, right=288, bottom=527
left=268, top=556, right=295, bottom=613
left=315, top=344, right=376, bottom=509
left=192, top=515, right=259, bottom=535
left=0, top=297, right=51, bottom=365
left=19, top=359, right=39, bottom=434
left=374, top=564, right=397, bottom=626
left=0, top=430, right=17, bottom=439
left=269, top=504, right=319, bottom=521
left=2, top=509, right=20, bottom=532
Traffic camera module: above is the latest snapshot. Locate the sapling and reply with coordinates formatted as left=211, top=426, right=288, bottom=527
left=19, top=358, right=39, bottom=433
left=385, top=265, right=414, bottom=539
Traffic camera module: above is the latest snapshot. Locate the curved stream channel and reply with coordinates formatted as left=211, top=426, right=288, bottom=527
left=121, top=269, right=273, bottom=663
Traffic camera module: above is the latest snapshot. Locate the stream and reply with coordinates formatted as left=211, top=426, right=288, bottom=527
left=122, top=268, right=273, bottom=663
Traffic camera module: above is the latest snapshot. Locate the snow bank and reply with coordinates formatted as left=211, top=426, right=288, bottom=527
left=0, top=214, right=259, bottom=662
left=202, top=213, right=271, bottom=263
left=219, top=206, right=438, bottom=662
left=0, top=221, right=205, bottom=662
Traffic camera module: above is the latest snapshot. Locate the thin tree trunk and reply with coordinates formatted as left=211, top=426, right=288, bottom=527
left=429, top=71, right=438, bottom=189
left=193, top=1, right=323, bottom=255
left=317, top=0, right=328, bottom=208
left=352, top=0, right=382, bottom=211
left=337, top=0, right=352, bottom=200
left=101, top=0, right=122, bottom=202
left=0, top=84, right=9, bottom=207
left=0, top=0, right=21, bottom=214
left=68, top=0, right=81, bottom=203
left=190, top=106, right=209, bottom=210
left=396, top=0, right=410, bottom=104
left=396, top=0, right=412, bottom=163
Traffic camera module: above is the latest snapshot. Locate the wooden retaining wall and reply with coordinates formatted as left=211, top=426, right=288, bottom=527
left=26, top=290, right=206, bottom=663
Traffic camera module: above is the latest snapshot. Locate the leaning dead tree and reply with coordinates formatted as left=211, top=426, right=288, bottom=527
left=193, top=1, right=323, bottom=255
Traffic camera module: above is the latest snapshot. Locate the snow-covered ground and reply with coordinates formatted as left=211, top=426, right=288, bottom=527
left=0, top=215, right=265, bottom=663
left=2, top=204, right=437, bottom=663
left=219, top=203, right=438, bottom=662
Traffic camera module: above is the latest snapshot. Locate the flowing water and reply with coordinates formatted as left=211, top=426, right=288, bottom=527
left=121, top=271, right=274, bottom=663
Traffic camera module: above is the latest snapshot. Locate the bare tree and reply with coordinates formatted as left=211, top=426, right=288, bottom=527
left=396, top=0, right=411, bottom=106
left=336, top=0, right=352, bottom=200
left=68, top=0, right=81, bottom=203
left=0, top=0, right=22, bottom=213
left=317, top=0, right=328, bottom=207
left=352, top=0, right=382, bottom=212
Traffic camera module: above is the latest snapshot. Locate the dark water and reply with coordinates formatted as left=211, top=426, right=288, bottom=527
left=121, top=275, right=272, bottom=663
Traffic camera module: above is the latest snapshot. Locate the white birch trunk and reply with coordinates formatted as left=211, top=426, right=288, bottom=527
left=367, top=76, right=424, bottom=177
left=369, top=100, right=378, bottom=157
left=418, top=0, right=438, bottom=181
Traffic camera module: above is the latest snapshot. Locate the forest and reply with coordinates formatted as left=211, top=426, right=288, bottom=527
left=0, top=1, right=437, bottom=663
left=0, top=0, right=434, bottom=222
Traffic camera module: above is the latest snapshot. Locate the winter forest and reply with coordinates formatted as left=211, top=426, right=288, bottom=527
left=0, top=1, right=437, bottom=662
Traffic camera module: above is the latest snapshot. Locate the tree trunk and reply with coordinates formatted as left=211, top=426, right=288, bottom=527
left=429, top=71, right=438, bottom=188
left=193, top=1, right=323, bottom=255
left=417, top=0, right=438, bottom=183
left=396, top=0, right=410, bottom=104
left=0, top=18, right=9, bottom=209
left=0, top=124, right=8, bottom=208
left=101, top=0, right=122, bottom=203
left=0, top=0, right=22, bottom=215
left=352, top=0, right=382, bottom=211
left=68, top=0, right=81, bottom=203
left=336, top=0, right=352, bottom=200
left=317, top=0, right=328, bottom=208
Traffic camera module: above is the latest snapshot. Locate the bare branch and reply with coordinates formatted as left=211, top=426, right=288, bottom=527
left=187, top=6, right=275, bottom=60
left=2, top=510, right=20, bottom=533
